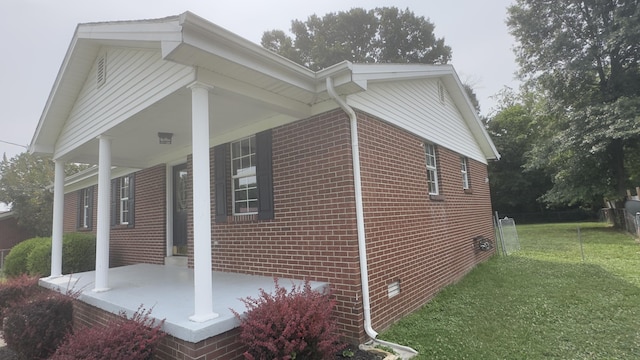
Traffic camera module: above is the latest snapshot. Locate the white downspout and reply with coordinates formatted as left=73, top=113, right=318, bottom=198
left=326, top=77, right=418, bottom=357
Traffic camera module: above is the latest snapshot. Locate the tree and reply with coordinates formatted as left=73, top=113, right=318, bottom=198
left=262, top=7, right=451, bottom=71
left=507, top=0, right=640, bottom=206
left=487, top=90, right=553, bottom=214
left=0, top=153, right=84, bottom=237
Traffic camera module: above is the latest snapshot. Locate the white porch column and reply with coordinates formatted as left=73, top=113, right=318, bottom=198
left=50, top=160, right=65, bottom=278
left=188, top=82, right=218, bottom=322
left=94, top=136, right=112, bottom=292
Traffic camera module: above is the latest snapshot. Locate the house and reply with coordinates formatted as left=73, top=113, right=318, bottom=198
left=0, top=211, right=30, bottom=262
left=30, top=12, right=500, bottom=359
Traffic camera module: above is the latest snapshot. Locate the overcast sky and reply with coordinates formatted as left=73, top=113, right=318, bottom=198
left=0, top=0, right=518, bottom=165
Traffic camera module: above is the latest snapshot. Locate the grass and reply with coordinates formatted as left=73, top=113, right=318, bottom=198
left=379, top=222, right=640, bottom=359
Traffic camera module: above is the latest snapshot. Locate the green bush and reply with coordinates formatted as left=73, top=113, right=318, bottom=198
left=62, top=232, right=96, bottom=274
left=4, top=237, right=50, bottom=278
left=27, top=241, right=52, bottom=277
left=4, top=233, right=96, bottom=278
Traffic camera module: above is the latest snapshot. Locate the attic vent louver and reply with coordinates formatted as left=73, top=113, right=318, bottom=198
left=97, top=54, right=106, bottom=88
left=438, top=81, right=445, bottom=104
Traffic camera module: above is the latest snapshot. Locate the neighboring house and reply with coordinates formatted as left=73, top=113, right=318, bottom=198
left=30, top=12, right=500, bottom=359
left=0, top=211, right=30, bottom=254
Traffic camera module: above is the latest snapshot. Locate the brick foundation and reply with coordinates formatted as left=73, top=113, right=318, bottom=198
left=72, top=299, right=246, bottom=360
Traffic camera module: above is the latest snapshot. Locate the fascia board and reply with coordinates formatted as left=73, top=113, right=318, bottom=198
left=29, top=17, right=185, bottom=158
left=178, top=12, right=317, bottom=93
left=29, top=29, right=83, bottom=156
left=441, top=72, right=500, bottom=160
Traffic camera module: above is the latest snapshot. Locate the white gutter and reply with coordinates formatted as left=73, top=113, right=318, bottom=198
left=326, top=77, right=418, bottom=357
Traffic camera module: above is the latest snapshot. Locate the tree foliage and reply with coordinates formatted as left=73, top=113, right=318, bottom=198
left=487, top=90, right=553, bottom=213
left=507, top=0, right=640, bottom=206
left=0, top=152, right=85, bottom=237
left=262, top=7, right=452, bottom=71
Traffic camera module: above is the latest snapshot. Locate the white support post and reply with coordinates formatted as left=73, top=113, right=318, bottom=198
left=50, top=160, right=65, bottom=278
left=188, top=82, right=218, bottom=322
left=94, top=136, right=112, bottom=292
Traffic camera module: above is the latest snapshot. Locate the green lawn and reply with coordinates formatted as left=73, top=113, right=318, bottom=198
left=380, top=222, right=640, bottom=359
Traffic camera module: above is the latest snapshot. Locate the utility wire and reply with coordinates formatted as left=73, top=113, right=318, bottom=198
left=0, top=139, right=28, bottom=149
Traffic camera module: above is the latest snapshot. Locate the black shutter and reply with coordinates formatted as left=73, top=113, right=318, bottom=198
left=256, top=130, right=274, bottom=220
left=110, top=179, right=117, bottom=226
left=76, top=190, right=83, bottom=229
left=87, top=187, right=94, bottom=229
left=127, top=174, right=135, bottom=228
left=214, top=144, right=228, bottom=223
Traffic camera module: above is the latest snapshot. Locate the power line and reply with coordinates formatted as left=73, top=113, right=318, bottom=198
left=0, top=139, right=28, bottom=149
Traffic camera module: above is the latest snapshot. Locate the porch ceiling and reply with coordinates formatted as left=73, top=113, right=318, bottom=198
left=64, top=86, right=294, bottom=168
left=39, top=264, right=327, bottom=343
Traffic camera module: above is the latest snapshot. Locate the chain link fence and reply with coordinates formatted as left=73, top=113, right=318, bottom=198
left=600, top=208, right=640, bottom=236
left=495, top=214, right=521, bottom=256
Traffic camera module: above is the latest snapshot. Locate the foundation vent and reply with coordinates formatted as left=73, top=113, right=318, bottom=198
left=388, top=280, right=401, bottom=298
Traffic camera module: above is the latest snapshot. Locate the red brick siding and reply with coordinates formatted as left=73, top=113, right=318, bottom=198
left=357, top=112, right=495, bottom=332
left=183, top=109, right=364, bottom=342
left=63, top=191, right=79, bottom=233
left=59, top=107, right=495, bottom=349
left=62, top=165, right=167, bottom=266
left=111, top=164, right=167, bottom=266
left=0, top=215, right=30, bottom=250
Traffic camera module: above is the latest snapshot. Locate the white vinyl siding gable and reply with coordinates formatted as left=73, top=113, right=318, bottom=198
left=348, top=78, right=487, bottom=164
left=55, top=47, right=194, bottom=158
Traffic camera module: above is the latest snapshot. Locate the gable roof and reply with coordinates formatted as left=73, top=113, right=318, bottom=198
left=29, top=11, right=499, bottom=162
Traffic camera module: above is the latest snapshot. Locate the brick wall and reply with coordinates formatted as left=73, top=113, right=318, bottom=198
left=356, top=112, right=495, bottom=332
left=0, top=215, right=30, bottom=250
left=185, top=109, right=365, bottom=342
left=62, top=164, right=167, bottom=266
left=110, top=164, right=167, bottom=266
left=63, top=191, right=79, bottom=233
left=59, top=107, right=495, bottom=348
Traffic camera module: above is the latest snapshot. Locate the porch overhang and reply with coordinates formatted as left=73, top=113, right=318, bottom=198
left=39, top=264, right=327, bottom=343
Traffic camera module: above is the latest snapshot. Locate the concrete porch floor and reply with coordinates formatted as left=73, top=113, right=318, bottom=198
left=39, top=263, right=326, bottom=343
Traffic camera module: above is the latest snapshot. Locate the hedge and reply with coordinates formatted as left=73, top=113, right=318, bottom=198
left=4, top=237, right=50, bottom=278
left=4, top=233, right=96, bottom=278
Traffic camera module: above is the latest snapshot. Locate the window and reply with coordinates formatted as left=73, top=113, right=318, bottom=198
left=77, top=187, right=93, bottom=230
left=231, top=136, right=258, bottom=214
left=119, top=176, right=130, bottom=224
left=461, top=157, right=470, bottom=190
left=425, top=143, right=439, bottom=195
left=215, top=130, right=274, bottom=222
left=111, top=173, right=135, bottom=227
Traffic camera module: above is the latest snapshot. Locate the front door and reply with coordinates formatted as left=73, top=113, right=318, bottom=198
left=172, top=164, right=188, bottom=256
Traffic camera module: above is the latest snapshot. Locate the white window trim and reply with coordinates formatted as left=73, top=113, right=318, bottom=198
left=119, top=177, right=129, bottom=225
left=425, top=143, right=439, bottom=195
left=231, top=136, right=258, bottom=216
left=461, top=157, right=470, bottom=190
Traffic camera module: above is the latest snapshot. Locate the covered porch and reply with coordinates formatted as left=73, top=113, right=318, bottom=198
left=40, top=263, right=326, bottom=343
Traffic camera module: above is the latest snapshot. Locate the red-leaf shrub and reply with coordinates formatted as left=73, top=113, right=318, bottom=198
left=0, top=274, right=42, bottom=315
left=2, top=293, right=73, bottom=359
left=232, top=279, right=344, bottom=360
left=50, top=306, right=166, bottom=360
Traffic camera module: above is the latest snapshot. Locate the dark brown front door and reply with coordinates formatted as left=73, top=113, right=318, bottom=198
left=173, top=164, right=188, bottom=256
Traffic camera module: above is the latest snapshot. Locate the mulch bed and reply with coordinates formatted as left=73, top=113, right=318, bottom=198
left=336, top=346, right=386, bottom=360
